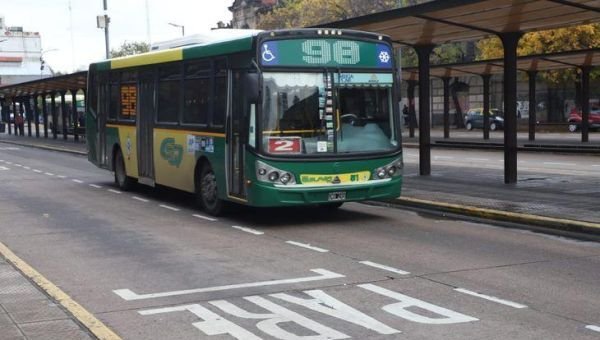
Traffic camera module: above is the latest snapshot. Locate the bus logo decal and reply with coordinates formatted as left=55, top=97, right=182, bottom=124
left=160, top=138, right=183, bottom=168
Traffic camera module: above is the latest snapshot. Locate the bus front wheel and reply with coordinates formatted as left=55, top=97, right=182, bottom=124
left=114, top=149, right=134, bottom=191
left=198, top=164, right=224, bottom=216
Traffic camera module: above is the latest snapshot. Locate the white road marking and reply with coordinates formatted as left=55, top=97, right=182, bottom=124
left=586, top=325, right=600, bottom=333
left=359, top=261, right=410, bottom=275
left=0, top=160, right=4, bottom=162
left=57, top=175, right=66, bottom=178
left=33, top=169, right=42, bottom=173
left=359, top=284, right=478, bottom=324
left=466, top=158, right=489, bottom=161
left=0, top=166, right=8, bottom=171
left=454, top=288, right=527, bottom=309
left=14, top=164, right=22, bottom=167
left=89, top=184, right=102, bottom=189
left=159, top=204, right=180, bottom=212
left=132, top=196, right=149, bottom=203
left=44, top=172, right=54, bottom=176
left=113, top=268, right=344, bottom=301
left=23, top=166, right=31, bottom=170
left=272, top=289, right=400, bottom=335
left=232, top=225, right=264, bottom=235
left=5, top=161, right=12, bottom=165
left=72, top=179, right=83, bottom=183
left=543, top=162, right=576, bottom=166
left=193, top=214, right=217, bottom=222
left=433, top=156, right=454, bottom=160
left=108, top=189, right=122, bottom=194
left=286, top=241, right=329, bottom=253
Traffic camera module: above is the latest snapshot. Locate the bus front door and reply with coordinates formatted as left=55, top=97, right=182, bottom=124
left=227, top=71, right=246, bottom=200
left=137, top=72, right=155, bottom=186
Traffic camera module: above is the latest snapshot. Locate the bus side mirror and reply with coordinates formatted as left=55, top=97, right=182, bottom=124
left=244, top=73, right=259, bottom=104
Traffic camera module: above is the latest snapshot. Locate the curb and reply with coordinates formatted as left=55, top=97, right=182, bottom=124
left=395, top=197, right=600, bottom=235
left=0, top=139, right=87, bottom=156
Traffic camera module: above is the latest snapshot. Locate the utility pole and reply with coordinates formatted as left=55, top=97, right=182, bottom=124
left=97, top=0, right=110, bottom=59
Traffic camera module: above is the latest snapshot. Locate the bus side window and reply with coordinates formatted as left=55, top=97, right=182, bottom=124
left=212, top=59, right=227, bottom=128
left=157, top=62, right=182, bottom=124
left=183, top=61, right=210, bottom=125
left=108, top=71, right=119, bottom=121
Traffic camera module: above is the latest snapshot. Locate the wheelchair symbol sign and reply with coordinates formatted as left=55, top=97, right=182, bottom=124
left=262, top=43, right=277, bottom=64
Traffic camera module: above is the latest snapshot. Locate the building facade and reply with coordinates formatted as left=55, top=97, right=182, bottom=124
left=0, top=16, right=52, bottom=86
left=229, top=0, right=278, bottom=29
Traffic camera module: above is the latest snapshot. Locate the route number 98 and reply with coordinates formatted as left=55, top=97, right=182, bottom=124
left=302, top=40, right=360, bottom=65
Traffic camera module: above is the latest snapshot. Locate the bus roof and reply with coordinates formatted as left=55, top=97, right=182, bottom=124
left=91, top=29, right=262, bottom=71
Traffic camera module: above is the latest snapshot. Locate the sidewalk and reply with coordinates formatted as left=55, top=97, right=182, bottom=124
left=1, top=131, right=599, bottom=235
left=0, top=255, right=93, bottom=339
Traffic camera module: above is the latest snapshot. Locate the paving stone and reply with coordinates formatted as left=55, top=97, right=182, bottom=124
left=2, top=299, right=68, bottom=324
left=20, top=319, right=93, bottom=340
left=0, top=322, right=25, bottom=340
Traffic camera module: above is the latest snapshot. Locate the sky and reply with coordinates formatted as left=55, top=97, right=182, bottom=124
left=0, top=0, right=233, bottom=73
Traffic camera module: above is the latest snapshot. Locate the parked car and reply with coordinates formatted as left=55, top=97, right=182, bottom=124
left=567, top=107, right=600, bottom=132
left=464, top=108, right=504, bottom=131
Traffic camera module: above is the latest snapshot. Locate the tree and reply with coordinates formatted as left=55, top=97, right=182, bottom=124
left=110, top=41, right=150, bottom=58
left=257, top=0, right=430, bottom=29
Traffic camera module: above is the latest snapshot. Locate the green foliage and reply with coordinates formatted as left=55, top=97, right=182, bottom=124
left=476, top=24, right=600, bottom=84
left=110, top=41, right=150, bottom=58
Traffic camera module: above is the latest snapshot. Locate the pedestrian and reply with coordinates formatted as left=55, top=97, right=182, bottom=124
left=15, top=113, right=24, bottom=136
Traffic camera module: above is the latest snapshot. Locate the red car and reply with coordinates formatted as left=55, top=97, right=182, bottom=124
left=567, top=107, right=600, bottom=132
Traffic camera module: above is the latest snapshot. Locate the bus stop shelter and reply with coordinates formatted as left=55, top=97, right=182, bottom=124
left=320, top=0, right=600, bottom=183
left=402, top=48, right=600, bottom=142
left=0, top=71, right=87, bottom=141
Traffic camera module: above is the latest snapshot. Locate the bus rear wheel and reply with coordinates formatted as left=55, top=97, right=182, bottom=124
left=198, top=164, right=224, bottom=216
left=114, top=149, right=134, bottom=191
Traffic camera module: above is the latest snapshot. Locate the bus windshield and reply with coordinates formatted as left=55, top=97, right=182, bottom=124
left=261, top=72, right=398, bottom=156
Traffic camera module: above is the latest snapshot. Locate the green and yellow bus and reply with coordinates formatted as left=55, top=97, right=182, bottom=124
left=86, top=29, right=403, bottom=215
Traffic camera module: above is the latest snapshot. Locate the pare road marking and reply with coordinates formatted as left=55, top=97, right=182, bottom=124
left=285, top=241, right=329, bottom=253
left=454, top=288, right=527, bottom=309
left=586, top=325, right=600, bottom=333
left=0, top=166, right=9, bottom=171
left=193, top=214, right=217, bottom=222
left=113, top=268, right=344, bottom=301
left=359, top=261, right=410, bottom=275
left=232, top=226, right=264, bottom=235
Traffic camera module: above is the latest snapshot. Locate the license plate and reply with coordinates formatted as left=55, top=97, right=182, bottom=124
left=328, top=191, right=346, bottom=201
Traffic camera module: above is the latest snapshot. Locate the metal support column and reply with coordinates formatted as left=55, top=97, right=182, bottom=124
left=528, top=71, right=537, bottom=141
left=580, top=66, right=591, bottom=143
left=415, top=45, right=435, bottom=176
left=33, top=95, right=40, bottom=138
left=442, top=77, right=450, bottom=139
left=18, top=101, right=25, bottom=136
left=71, top=90, right=79, bottom=142
left=51, top=94, right=57, bottom=139
left=42, top=95, right=49, bottom=138
left=407, top=80, right=417, bottom=138
left=11, top=100, right=17, bottom=135
left=24, top=98, right=32, bottom=137
left=60, top=91, right=68, bottom=140
left=482, top=74, right=491, bottom=140
left=499, top=32, right=522, bottom=184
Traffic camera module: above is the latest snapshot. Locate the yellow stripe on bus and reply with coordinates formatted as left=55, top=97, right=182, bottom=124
left=111, top=49, right=182, bottom=69
left=105, top=124, right=225, bottom=138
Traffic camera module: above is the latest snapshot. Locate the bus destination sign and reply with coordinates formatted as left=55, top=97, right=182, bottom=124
left=260, top=39, right=393, bottom=69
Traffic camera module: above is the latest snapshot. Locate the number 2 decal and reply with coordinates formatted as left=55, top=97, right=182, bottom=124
left=268, top=137, right=302, bottom=154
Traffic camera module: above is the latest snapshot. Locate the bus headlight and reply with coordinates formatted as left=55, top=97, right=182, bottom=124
left=256, top=160, right=296, bottom=185
left=373, top=157, right=403, bottom=180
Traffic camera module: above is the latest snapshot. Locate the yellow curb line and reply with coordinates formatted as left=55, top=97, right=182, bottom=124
left=397, top=197, right=600, bottom=231
left=0, top=241, right=121, bottom=340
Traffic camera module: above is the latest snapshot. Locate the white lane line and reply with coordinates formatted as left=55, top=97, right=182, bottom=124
left=14, top=164, right=22, bottom=167
left=586, top=325, right=600, bottom=333
left=5, top=161, right=12, bottom=165
left=285, top=241, right=329, bottom=253
left=192, top=214, right=217, bottom=222
left=454, top=288, right=527, bottom=309
left=33, top=169, right=42, bottom=173
left=89, top=184, right=102, bottom=189
left=543, top=162, right=576, bottom=166
left=23, top=166, right=31, bottom=170
left=57, top=175, right=66, bottom=179
left=159, top=204, right=180, bottom=212
left=108, top=189, right=122, bottom=194
left=114, top=268, right=345, bottom=301
left=359, top=261, right=410, bottom=275
left=232, top=225, right=264, bottom=235
left=132, top=196, right=149, bottom=203
left=72, top=179, right=83, bottom=183
left=44, top=172, right=54, bottom=176
left=466, top=158, right=489, bottom=162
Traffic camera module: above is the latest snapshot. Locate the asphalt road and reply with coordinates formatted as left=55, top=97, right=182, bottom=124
left=0, top=145, right=599, bottom=339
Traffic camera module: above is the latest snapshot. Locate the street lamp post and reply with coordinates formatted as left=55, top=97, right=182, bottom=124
left=97, top=0, right=110, bottom=59
left=168, top=22, right=185, bottom=37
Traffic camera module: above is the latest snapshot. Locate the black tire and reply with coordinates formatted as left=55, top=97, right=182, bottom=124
left=114, top=149, right=134, bottom=191
left=197, top=164, right=224, bottom=216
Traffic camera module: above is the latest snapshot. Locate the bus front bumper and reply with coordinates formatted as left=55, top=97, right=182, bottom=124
left=248, top=177, right=402, bottom=207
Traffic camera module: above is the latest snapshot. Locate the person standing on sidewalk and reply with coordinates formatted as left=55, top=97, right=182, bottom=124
left=15, top=113, right=24, bottom=136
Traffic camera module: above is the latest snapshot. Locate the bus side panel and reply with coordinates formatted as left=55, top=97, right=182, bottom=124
left=86, top=111, right=98, bottom=165
left=152, top=129, right=226, bottom=194
left=117, top=125, right=139, bottom=178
